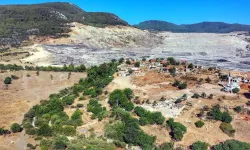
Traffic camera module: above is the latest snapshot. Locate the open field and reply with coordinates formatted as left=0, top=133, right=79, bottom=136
left=0, top=71, right=86, bottom=150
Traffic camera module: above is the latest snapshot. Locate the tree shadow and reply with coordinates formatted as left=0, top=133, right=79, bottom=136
left=243, top=93, right=250, bottom=99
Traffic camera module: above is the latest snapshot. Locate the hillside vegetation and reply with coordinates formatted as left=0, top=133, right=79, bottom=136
left=135, top=20, right=250, bottom=33
left=0, top=2, right=128, bottom=48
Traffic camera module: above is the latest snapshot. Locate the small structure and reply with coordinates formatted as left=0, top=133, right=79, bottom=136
left=223, top=72, right=241, bottom=92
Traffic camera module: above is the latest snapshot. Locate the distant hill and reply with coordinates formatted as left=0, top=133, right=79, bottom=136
left=134, top=20, right=250, bottom=33
left=0, top=2, right=128, bottom=48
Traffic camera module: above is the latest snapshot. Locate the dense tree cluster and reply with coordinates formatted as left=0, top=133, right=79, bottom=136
left=108, top=89, right=134, bottom=111
left=173, top=80, right=187, bottom=89
left=207, top=105, right=232, bottom=123
left=22, top=61, right=118, bottom=138
left=87, top=99, right=107, bottom=121
left=106, top=108, right=156, bottom=149
left=0, top=63, right=86, bottom=72
left=213, top=140, right=250, bottom=150
left=134, top=106, right=165, bottom=125
left=190, top=141, right=209, bottom=150
left=166, top=118, right=187, bottom=141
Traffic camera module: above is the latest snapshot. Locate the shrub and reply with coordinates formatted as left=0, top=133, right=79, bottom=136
left=192, top=93, right=200, bottom=99
left=232, top=88, right=240, bottom=93
left=0, top=128, right=11, bottom=135
left=166, top=118, right=187, bottom=141
left=190, top=141, right=209, bottom=150
left=233, top=106, right=242, bottom=113
left=109, top=89, right=134, bottom=111
left=178, top=82, right=187, bottom=89
left=221, top=112, right=232, bottom=123
left=134, top=62, right=140, bottom=67
left=219, top=122, right=235, bottom=137
left=11, top=75, right=19, bottom=80
left=11, top=123, right=22, bottom=133
left=37, top=124, right=53, bottom=137
left=139, top=117, right=148, bottom=126
left=205, top=77, right=212, bottom=83
left=188, top=63, right=194, bottom=69
left=71, top=109, right=82, bottom=120
left=173, top=80, right=187, bottom=89
left=208, top=94, right=214, bottom=99
left=4, top=77, right=12, bottom=84
left=62, top=126, right=76, bottom=136
left=195, top=120, right=205, bottom=128
left=213, top=140, right=250, bottom=150
left=201, top=92, right=206, bottom=98
left=77, top=104, right=83, bottom=108
left=160, top=142, right=174, bottom=150
left=87, top=99, right=107, bottom=121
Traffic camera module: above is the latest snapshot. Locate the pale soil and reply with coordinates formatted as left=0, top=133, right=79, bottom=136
left=112, top=70, right=250, bottom=147
left=20, top=44, right=52, bottom=66
left=0, top=70, right=86, bottom=150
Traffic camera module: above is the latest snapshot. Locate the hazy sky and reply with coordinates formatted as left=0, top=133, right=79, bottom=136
left=1, top=0, right=250, bottom=25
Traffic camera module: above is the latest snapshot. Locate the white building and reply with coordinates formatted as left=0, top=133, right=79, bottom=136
left=223, top=72, right=240, bottom=92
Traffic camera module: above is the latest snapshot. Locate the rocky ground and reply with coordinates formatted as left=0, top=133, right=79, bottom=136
left=1, top=23, right=250, bottom=70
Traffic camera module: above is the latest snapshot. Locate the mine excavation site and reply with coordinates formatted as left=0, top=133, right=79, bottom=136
left=20, top=29, right=250, bottom=71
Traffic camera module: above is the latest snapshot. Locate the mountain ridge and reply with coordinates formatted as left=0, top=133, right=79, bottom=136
left=0, top=2, right=128, bottom=49
left=134, top=20, right=250, bottom=33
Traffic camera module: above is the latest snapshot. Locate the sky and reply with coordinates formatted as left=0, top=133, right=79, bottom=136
left=1, top=0, right=250, bottom=25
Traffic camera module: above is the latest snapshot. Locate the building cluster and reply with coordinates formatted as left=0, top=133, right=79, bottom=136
left=117, top=58, right=202, bottom=77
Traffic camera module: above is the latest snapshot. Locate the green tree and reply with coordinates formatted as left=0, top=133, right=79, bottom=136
left=233, top=106, right=242, bottom=113
left=37, top=124, right=53, bottom=137
left=188, top=63, right=194, bottom=69
left=213, top=140, right=250, bottom=150
left=232, top=88, right=240, bottom=93
left=11, top=123, right=22, bottom=133
left=191, top=141, right=209, bottom=150
left=139, top=117, right=148, bottom=126
left=134, top=62, right=140, bottom=67
left=195, top=121, right=205, bottom=128
left=123, top=88, right=134, bottom=100
left=4, top=77, right=12, bottom=84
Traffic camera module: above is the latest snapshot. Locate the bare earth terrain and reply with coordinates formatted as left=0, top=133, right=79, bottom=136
left=0, top=71, right=86, bottom=150
left=1, top=24, right=249, bottom=71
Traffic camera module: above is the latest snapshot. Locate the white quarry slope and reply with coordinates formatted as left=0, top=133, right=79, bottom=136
left=46, top=22, right=162, bottom=49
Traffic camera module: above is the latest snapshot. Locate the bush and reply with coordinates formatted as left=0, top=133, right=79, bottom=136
left=11, top=123, right=22, bottom=133
left=139, top=117, right=149, bottom=126
left=195, top=120, right=205, bottom=128
left=178, top=82, right=187, bottom=89
left=166, top=118, right=187, bottom=141
left=109, top=89, right=134, bottom=111
left=160, top=142, right=174, bottom=150
left=232, top=88, right=240, bottom=93
left=77, top=104, right=84, bottom=108
left=190, top=141, right=209, bottom=150
left=37, top=124, right=53, bottom=137
left=213, top=140, right=250, bottom=150
left=134, top=62, right=140, bottom=67
left=4, top=77, right=12, bottom=84
left=173, top=80, right=187, bottom=89
left=188, top=63, right=194, bottom=69
left=192, top=93, right=200, bottom=99
left=62, top=126, right=76, bottom=136
left=233, top=106, right=242, bottom=113
left=11, top=75, right=19, bottom=80
left=0, top=128, right=11, bottom=135
left=219, top=122, right=235, bottom=137
left=87, top=99, right=107, bottom=121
